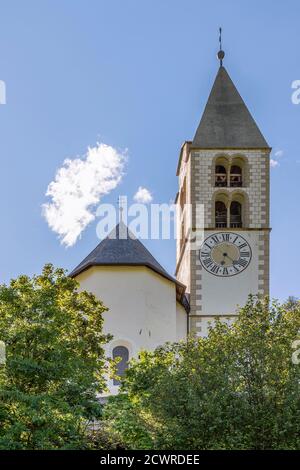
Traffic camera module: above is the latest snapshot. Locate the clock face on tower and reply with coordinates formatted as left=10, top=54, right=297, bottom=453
left=199, top=232, right=252, bottom=277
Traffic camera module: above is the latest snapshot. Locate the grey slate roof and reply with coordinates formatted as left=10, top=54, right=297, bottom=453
left=70, top=223, right=172, bottom=280
left=70, top=223, right=189, bottom=312
left=192, top=66, right=269, bottom=149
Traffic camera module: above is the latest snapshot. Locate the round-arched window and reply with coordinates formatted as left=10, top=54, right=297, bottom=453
left=230, top=165, right=242, bottom=187
left=230, top=201, right=242, bottom=228
left=215, top=165, right=227, bottom=187
left=215, top=201, right=227, bottom=228
left=112, top=346, right=129, bottom=386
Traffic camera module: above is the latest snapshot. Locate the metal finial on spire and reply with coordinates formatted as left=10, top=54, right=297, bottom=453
left=118, top=195, right=126, bottom=223
left=217, top=27, right=225, bottom=67
left=117, top=195, right=128, bottom=239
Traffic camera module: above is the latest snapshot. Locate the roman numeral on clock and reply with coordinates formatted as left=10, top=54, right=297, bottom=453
left=210, top=264, right=219, bottom=274
left=203, top=258, right=213, bottom=268
left=234, top=258, right=248, bottom=267
left=222, top=233, right=230, bottom=242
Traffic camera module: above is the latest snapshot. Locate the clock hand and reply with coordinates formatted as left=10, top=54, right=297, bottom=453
left=213, top=245, right=238, bottom=264
left=224, top=253, right=235, bottom=263
left=211, top=245, right=231, bottom=266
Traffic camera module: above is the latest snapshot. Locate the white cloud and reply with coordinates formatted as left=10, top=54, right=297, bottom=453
left=270, top=149, right=284, bottom=168
left=43, top=143, right=126, bottom=247
left=270, top=159, right=279, bottom=168
left=274, top=150, right=284, bottom=158
left=133, top=186, right=153, bottom=204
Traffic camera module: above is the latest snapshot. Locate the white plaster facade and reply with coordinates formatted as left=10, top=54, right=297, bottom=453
left=74, top=265, right=187, bottom=395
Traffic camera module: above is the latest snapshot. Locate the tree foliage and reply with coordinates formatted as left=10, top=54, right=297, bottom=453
left=103, top=297, right=300, bottom=450
left=0, top=264, right=110, bottom=449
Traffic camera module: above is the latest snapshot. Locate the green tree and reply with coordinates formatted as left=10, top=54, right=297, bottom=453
left=103, top=296, right=300, bottom=450
left=0, top=264, right=110, bottom=449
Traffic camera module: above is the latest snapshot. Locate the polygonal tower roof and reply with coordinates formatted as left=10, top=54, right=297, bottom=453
left=192, top=66, right=269, bottom=149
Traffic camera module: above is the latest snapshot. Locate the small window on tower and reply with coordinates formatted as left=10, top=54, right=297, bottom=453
left=215, top=201, right=227, bottom=228
left=112, top=346, right=129, bottom=386
left=230, top=165, right=242, bottom=187
left=215, top=165, right=227, bottom=187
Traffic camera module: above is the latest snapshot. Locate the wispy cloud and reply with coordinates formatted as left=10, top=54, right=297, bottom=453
left=133, top=186, right=153, bottom=204
left=270, top=149, right=284, bottom=168
left=274, top=150, right=284, bottom=158
left=43, top=143, right=126, bottom=247
left=270, top=159, right=279, bottom=168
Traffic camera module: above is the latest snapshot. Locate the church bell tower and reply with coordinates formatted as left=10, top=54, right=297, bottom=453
left=176, top=44, right=271, bottom=337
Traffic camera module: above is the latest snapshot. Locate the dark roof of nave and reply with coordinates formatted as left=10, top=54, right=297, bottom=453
left=70, top=223, right=172, bottom=280
left=192, top=66, right=270, bottom=149
left=70, top=222, right=189, bottom=312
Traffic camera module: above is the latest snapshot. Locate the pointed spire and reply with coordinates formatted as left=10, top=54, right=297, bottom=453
left=192, top=66, right=269, bottom=149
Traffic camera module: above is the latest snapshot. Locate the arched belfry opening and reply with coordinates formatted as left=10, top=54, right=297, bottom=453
left=215, top=200, right=227, bottom=228
left=215, top=165, right=227, bottom=187
left=230, top=165, right=242, bottom=187
left=230, top=200, right=242, bottom=228
left=213, top=191, right=247, bottom=228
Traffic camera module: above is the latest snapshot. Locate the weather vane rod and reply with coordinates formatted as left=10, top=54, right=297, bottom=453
left=217, top=27, right=225, bottom=67
left=118, top=195, right=127, bottom=224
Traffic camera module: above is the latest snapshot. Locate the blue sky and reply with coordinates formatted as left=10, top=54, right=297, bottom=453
left=0, top=0, right=299, bottom=300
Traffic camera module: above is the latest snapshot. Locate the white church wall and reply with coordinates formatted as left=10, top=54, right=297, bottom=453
left=176, top=248, right=190, bottom=295
left=74, top=265, right=186, bottom=394
left=176, top=303, right=188, bottom=341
